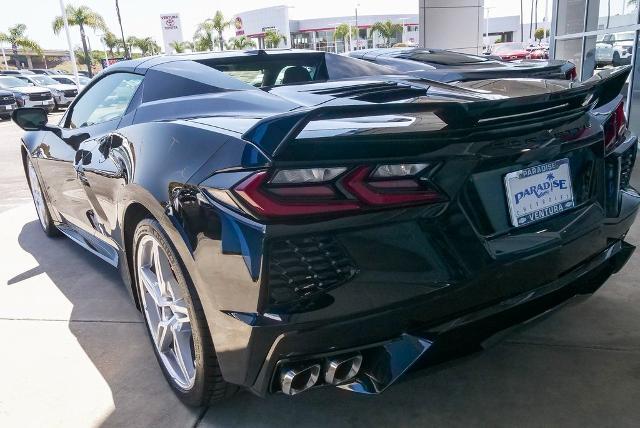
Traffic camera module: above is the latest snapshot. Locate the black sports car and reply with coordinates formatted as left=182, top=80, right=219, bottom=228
left=12, top=50, right=638, bottom=406
left=348, top=48, right=578, bottom=82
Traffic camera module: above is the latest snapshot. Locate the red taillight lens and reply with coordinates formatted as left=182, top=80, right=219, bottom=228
left=565, top=67, right=577, bottom=81
left=342, top=166, right=443, bottom=206
left=604, top=101, right=627, bottom=150
left=232, top=164, right=445, bottom=218
left=233, top=171, right=359, bottom=217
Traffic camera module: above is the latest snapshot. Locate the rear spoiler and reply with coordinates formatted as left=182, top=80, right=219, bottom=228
left=243, top=66, right=631, bottom=160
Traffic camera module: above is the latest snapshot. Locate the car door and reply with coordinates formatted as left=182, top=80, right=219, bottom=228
left=36, top=72, right=143, bottom=239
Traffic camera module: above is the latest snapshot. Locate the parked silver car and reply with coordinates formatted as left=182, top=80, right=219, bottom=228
left=0, top=76, right=54, bottom=111
left=14, top=74, right=78, bottom=109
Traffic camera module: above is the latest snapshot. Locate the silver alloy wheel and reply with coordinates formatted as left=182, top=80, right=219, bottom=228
left=137, top=234, right=196, bottom=390
left=27, top=159, right=48, bottom=230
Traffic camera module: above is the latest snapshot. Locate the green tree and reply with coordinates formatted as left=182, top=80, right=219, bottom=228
left=101, top=31, right=122, bottom=57
left=264, top=29, right=286, bottom=49
left=212, top=11, right=232, bottom=51
left=370, top=19, right=403, bottom=47
left=53, top=5, right=108, bottom=77
left=370, top=20, right=403, bottom=48
left=227, top=35, right=256, bottom=50
left=128, top=36, right=160, bottom=56
left=193, top=20, right=217, bottom=52
left=0, top=24, right=42, bottom=69
left=534, top=27, right=545, bottom=42
left=74, top=47, right=106, bottom=70
left=334, top=23, right=357, bottom=51
left=169, top=40, right=193, bottom=53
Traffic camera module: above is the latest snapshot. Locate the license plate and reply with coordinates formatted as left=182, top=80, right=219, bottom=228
left=4, top=105, right=12, bottom=110
left=504, top=159, right=574, bottom=227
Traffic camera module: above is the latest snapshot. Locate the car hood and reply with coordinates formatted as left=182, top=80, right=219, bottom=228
left=6, top=86, right=51, bottom=95
left=43, top=83, right=77, bottom=91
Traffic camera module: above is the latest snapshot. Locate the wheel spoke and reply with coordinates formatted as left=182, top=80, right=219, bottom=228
left=170, top=298, right=190, bottom=322
left=156, top=319, right=173, bottom=352
left=139, top=266, right=163, bottom=307
left=171, top=321, right=194, bottom=382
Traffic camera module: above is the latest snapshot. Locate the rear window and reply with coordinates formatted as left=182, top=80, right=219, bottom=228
left=200, top=54, right=326, bottom=87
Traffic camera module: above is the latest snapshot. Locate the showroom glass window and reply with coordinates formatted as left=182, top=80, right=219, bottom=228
left=552, top=0, right=640, bottom=132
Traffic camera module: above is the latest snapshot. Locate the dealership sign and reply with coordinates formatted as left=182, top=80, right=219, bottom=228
left=160, top=13, right=184, bottom=54
left=235, top=17, right=244, bottom=36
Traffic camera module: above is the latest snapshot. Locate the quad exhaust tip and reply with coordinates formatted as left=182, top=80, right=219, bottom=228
left=324, top=353, right=363, bottom=385
left=280, top=363, right=321, bottom=396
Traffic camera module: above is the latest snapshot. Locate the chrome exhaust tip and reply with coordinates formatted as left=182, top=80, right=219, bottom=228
left=324, top=353, right=363, bottom=385
left=279, top=363, right=321, bottom=395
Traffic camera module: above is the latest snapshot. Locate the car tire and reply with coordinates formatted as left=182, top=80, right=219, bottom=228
left=133, top=218, right=236, bottom=406
left=26, top=157, right=60, bottom=237
left=613, top=52, right=621, bottom=67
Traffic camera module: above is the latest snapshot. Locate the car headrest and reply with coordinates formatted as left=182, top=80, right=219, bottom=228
left=282, top=66, right=312, bottom=84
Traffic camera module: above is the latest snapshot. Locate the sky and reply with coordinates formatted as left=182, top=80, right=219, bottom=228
left=0, top=0, right=554, bottom=51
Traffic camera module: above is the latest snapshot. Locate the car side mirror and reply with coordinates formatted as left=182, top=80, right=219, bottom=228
left=12, top=107, right=62, bottom=137
left=12, top=108, right=48, bottom=130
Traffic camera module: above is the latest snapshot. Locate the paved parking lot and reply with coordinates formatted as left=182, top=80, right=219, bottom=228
left=0, top=115, right=639, bottom=427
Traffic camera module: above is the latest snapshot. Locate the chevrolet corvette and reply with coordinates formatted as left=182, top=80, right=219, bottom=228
left=12, top=50, right=638, bottom=406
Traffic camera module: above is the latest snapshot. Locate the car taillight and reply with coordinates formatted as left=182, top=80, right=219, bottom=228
left=565, top=67, right=577, bottom=81
left=603, top=101, right=626, bottom=151
left=232, top=163, right=445, bottom=218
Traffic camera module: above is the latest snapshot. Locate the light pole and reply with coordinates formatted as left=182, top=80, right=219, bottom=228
left=95, top=30, right=110, bottom=70
left=354, top=2, right=360, bottom=50
left=0, top=44, right=7, bottom=69
left=485, top=7, right=495, bottom=48
left=58, top=0, right=80, bottom=88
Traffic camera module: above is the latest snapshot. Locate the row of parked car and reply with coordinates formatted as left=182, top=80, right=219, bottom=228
left=0, top=69, right=91, bottom=120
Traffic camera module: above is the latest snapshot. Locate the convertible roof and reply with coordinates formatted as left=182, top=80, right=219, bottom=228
left=104, top=49, right=322, bottom=74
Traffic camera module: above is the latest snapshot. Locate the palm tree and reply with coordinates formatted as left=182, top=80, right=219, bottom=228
left=53, top=5, right=107, bottom=78
left=101, top=31, right=122, bottom=57
left=193, top=20, right=217, bottom=52
left=227, top=35, right=256, bottom=50
left=0, top=24, right=41, bottom=69
left=334, top=23, right=357, bottom=52
left=370, top=20, right=403, bottom=47
left=128, top=36, right=161, bottom=56
left=115, top=0, right=128, bottom=58
left=169, top=40, right=193, bottom=54
left=211, top=11, right=231, bottom=51
left=264, top=29, right=286, bottom=49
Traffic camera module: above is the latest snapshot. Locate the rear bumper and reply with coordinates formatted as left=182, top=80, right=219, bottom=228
left=208, top=182, right=640, bottom=395
left=242, top=236, right=634, bottom=396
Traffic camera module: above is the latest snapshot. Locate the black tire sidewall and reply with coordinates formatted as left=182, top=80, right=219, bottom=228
left=132, top=218, right=211, bottom=406
left=26, top=158, right=59, bottom=237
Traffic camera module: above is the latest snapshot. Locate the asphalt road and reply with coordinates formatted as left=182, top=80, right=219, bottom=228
left=0, top=115, right=639, bottom=427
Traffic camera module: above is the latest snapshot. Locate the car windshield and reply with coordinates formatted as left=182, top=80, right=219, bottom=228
left=0, top=76, right=28, bottom=88
left=30, top=75, right=59, bottom=85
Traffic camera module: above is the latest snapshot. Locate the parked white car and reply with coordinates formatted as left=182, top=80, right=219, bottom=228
left=13, top=74, right=78, bottom=110
left=0, top=76, right=55, bottom=111
left=595, top=32, right=635, bottom=67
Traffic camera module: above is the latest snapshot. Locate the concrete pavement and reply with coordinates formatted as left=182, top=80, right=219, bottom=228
left=0, top=116, right=639, bottom=427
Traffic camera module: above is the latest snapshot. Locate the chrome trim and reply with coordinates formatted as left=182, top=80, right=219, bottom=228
left=280, top=364, right=321, bottom=395
left=324, top=354, right=363, bottom=385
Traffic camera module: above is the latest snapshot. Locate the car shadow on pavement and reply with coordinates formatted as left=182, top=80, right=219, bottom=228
left=14, top=220, right=200, bottom=427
